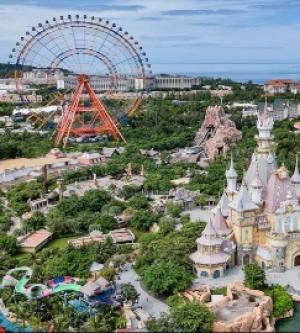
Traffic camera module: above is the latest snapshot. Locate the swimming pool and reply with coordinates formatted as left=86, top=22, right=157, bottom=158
left=0, top=311, right=32, bottom=332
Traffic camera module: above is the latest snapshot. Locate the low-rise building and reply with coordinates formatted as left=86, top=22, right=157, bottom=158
left=18, top=229, right=53, bottom=253
left=264, top=79, right=295, bottom=94
left=68, top=231, right=106, bottom=248
left=78, top=152, right=103, bottom=166
left=109, top=228, right=135, bottom=244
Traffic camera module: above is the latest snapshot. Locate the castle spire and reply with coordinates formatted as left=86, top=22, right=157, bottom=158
left=225, top=152, right=237, bottom=196
left=255, top=96, right=274, bottom=159
left=291, top=154, right=300, bottom=200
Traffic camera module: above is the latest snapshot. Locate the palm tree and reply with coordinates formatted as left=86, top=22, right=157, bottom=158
left=52, top=314, right=70, bottom=332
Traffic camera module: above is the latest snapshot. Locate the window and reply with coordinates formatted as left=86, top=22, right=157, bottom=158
left=201, top=271, right=208, bottom=277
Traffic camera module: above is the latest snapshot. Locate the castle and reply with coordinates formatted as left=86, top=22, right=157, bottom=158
left=191, top=103, right=300, bottom=278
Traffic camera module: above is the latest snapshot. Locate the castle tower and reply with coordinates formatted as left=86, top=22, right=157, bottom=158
left=291, top=155, right=300, bottom=201
left=250, top=167, right=263, bottom=206
left=228, top=180, right=258, bottom=265
left=255, top=98, right=275, bottom=159
left=225, top=153, right=237, bottom=201
left=190, top=219, right=231, bottom=278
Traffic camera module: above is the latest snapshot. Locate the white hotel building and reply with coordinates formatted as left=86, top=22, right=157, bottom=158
left=60, top=74, right=201, bottom=92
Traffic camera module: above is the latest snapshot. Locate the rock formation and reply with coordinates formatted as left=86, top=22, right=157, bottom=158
left=209, top=281, right=275, bottom=333
left=194, top=106, right=241, bottom=160
left=181, top=285, right=211, bottom=303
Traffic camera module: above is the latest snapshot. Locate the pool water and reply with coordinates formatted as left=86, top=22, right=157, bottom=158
left=276, top=303, right=300, bottom=332
left=0, top=312, right=32, bottom=332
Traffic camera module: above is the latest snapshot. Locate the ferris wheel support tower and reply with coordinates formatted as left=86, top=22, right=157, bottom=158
left=55, top=74, right=126, bottom=147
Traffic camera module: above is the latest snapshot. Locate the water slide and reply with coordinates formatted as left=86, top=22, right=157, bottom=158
left=1, top=267, right=82, bottom=300
left=52, top=283, right=82, bottom=294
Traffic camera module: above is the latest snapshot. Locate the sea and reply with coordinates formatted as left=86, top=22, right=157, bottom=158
left=151, top=63, right=300, bottom=84
left=276, top=303, right=300, bottom=332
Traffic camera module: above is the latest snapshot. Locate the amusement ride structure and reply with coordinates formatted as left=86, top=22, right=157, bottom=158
left=9, top=14, right=151, bottom=146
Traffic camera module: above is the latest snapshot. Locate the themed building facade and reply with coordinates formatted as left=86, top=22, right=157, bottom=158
left=191, top=103, right=300, bottom=277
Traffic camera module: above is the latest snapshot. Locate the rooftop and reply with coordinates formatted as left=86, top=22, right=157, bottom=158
left=18, top=229, right=53, bottom=249
left=109, top=228, right=135, bottom=243
left=0, top=156, right=71, bottom=173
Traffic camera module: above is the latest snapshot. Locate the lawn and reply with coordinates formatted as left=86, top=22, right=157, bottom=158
left=44, top=235, right=81, bottom=250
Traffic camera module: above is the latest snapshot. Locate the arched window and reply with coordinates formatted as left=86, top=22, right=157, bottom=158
left=213, top=270, right=221, bottom=279
left=201, top=271, right=208, bottom=277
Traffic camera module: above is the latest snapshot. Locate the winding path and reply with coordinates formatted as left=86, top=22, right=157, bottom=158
left=116, top=263, right=169, bottom=318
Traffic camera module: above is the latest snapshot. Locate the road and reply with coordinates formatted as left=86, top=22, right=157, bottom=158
left=116, top=263, right=169, bottom=318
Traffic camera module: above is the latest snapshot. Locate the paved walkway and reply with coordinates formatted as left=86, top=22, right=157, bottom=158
left=266, top=266, right=300, bottom=292
left=193, top=265, right=300, bottom=292
left=182, top=207, right=211, bottom=223
left=193, top=266, right=244, bottom=288
left=116, top=263, right=169, bottom=318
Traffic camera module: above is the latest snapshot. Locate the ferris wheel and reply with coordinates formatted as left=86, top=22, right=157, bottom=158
left=8, top=14, right=151, bottom=145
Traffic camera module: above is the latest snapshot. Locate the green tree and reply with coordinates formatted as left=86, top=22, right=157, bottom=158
left=0, top=234, right=17, bottom=254
left=128, top=195, right=149, bottom=209
left=120, top=283, right=140, bottom=304
left=7, top=180, right=43, bottom=215
left=54, top=196, right=84, bottom=217
left=166, top=202, right=181, bottom=217
left=96, top=215, right=118, bottom=233
left=265, top=285, right=293, bottom=318
left=147, top=313, right=175, bottom=332
left=195, top=194, right=209, bottom=207
left=244, top=263, right=266, bottom=290
left=82, top=189, right=111, bottom=212
left=119, top=185, right=140, bottom=200
left=131, top=210, right=158, bottom=231
left=170, top=298, right=216, bottom=332
left=99, top=267, right=117, bottom=282
left=83, top=304, right=119, bottom=332
left=158, top=216, right=175, bottom=235
left=141, top=260, right=193, bottom=296
left=23, top=211, right=46, bottom=231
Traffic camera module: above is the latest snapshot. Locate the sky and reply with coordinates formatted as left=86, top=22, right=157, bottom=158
left=1, top=0, right=300, bottom=81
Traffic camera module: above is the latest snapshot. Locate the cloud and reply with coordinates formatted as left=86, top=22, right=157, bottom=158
left=165, top=42, right=220, bottom=48
left=221, top=46, right=284, bottom=49
left=0, top=0, right=145, bottom=11
left=226, top=24, right=261, bottom=28
left=142, top=35, right=199, bottom=41
left=77, top=4, right=145, bottom=11
left=161, top=9, right=245, bottom=16
left=249, top=0, right=300, bottom=9
left=190, top=22, right=220, bottom=26
left=137, top=16, right=163, bottom=21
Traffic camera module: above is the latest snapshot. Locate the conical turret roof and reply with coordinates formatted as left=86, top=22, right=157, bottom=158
left=229, top=180, right=258, bottom=212
left=291, top=155, right=300, bottom=184
left=211, top=207, right=231, bottom=236
left=219, top=191, right=229, bottom=217
left=225, top=153, right=237, bottom=178
left=196, top=219, right=223, bottom=246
